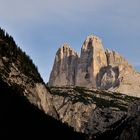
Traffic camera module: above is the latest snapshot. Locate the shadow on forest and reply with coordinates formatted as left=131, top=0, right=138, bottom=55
left=0, top=79, right=85, bottom=140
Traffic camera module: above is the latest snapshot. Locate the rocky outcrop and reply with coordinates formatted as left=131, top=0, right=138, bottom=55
left=76, top=35, right=107, bottom=88
left=49, top=87, right=140, bottom=140
left=96, top=65, right=120, bottom=90
left=49, top=35, right=140, bottom=97
left=49, top=44, right=79, bottom=86
left=104, top=49, right=140, bottom=97
left=1, top=28, right=140, bottom=140
left=96, top=50, right=133, bottom=90
left=119, top=101, right=140, bottom=140
left=115, top=72, right=140, bottom=97
left=105, top=49, right=134, bottom=74
left=0, top=58, right=57, bottom=117
left=0, top=29, right=57, bottom=118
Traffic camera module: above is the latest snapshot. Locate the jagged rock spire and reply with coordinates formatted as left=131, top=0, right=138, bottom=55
left=48, top=44, right=79, bottom=86
left=76, top=35, right=107, bottom=88
left=48, top=34, right=140, bottom=97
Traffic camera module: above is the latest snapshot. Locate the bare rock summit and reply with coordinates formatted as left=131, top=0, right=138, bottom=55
left=49, top=44, right=79, bottom=86
left=76, top=35, right=107, bottom=88
left=49, top=35, right=140, bottom=97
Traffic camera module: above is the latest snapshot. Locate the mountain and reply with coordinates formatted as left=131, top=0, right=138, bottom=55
left=0, top=28, right=56, bottom=116
left=0, top=28, right=85, bottom=139
left=49, top=35, right=140, bottom=97
left=49, top=44, right=79, bottom=86
left=49, top=86, right=140, bottom=140
left=0, top=79, right=85, bottom=139
left=1, top=28, right=140, bottom=140
left=76, top=35, right=107, bottom=88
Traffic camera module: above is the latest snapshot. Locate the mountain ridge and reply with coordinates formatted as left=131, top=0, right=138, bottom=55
left=1, top=28, right=140, bottom=140
left=49, top=35, right=140, bottom=97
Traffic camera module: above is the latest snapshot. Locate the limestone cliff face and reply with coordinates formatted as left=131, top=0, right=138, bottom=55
left=49, top=34, right=140, bottom=97
left=102, top=50, right=140, bottom=96
left=76, top=35, right=107, bottom=88
left=49, top=44, right=79, bottom=86
left=96, top=49, right=140, bottom=97
left=105, top=49, right=134, bottom=75
left=96, top=49, right=135, bottom=90
left=1, top=28, right=140, bottom=140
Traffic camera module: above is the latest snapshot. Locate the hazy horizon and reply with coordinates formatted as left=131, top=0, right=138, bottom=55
left=1, top=0, right=140, bottom=82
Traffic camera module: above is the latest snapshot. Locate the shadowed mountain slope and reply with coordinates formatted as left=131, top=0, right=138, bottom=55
left=0, top=79, right=85, bottom=140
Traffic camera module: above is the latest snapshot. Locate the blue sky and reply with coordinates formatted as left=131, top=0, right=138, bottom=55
left=0, top=0, right=140, bottom=82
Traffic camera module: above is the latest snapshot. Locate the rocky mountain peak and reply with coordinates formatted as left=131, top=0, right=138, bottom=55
left=62, top=43, right=71, bottom=50
left=49, top=44, right=79, bottom=86
left=58, top=43, right=71, bottom=53
left=49, top=34, right=140, bottom=97
left=76, top=35, right=107, bottom=88
left=82, top=34, right=102, bottom=50
left=1, top=28, right=140, bottom=140
left=57, top=44, right=79, bottom=58
left=105, top=49, right=134, bottom=75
